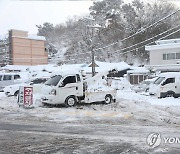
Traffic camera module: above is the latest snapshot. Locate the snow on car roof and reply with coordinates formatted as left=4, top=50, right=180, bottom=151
left=51, top=70, right=81, bottom=77
left=158, top=72, right=180, bottom=78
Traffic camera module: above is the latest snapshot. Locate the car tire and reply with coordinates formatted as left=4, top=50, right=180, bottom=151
left=65, top=96, right=77, bottom=107
left=165, top=91, right=175, bottom=98
left=104, top=94, right=112, bottom=104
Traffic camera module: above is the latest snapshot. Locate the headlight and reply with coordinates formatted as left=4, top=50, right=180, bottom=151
left=50, top=89, right=56, bottom=95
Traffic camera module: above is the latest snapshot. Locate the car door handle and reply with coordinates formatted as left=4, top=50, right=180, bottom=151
left=76, top=87, right=78, bottom=90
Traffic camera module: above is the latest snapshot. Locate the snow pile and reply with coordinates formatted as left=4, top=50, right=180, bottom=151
left=28, top=34, right=46, bottom=41
left=84, top=61, right=130, bottom=73
left=0, top=89, right=180, bottom=125
left=110, top=77, right=131, bottom=90
left=117, top=90, right=180, bottom=106
left=85, top=71, right=114, bottom=92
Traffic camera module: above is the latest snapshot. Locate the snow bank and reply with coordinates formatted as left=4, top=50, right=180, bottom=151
left=117, top=90, right=180, bottom=106
left=0, top=89, right=180, bottom=125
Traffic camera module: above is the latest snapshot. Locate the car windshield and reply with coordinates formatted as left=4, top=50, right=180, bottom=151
left=45, top=75, right=62, bottom=86
left=30, top=78, right=47, bottom=85
left=154, top=77, right=165, bottom=85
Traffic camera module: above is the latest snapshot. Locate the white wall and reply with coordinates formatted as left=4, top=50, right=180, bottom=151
left=150, top=48, right=180, bottom=65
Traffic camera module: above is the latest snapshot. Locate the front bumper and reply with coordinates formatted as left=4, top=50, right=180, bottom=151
left=5, top=91, right=11, bottom=96
left=41, top=96, right=53, bottom=104
left=41, top=95, right=60, bottom=105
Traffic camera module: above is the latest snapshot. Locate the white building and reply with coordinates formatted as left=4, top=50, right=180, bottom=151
left=145, top=38, right=180, bottom=72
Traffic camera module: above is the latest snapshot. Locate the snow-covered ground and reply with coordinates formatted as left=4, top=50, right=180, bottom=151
left=1, top=87, right=180, bottom=153
left=0, top=89, right=179, bottom=125
left=0, top=63, right=179, bottom=127
left=117, top=90, right=180, bottom=106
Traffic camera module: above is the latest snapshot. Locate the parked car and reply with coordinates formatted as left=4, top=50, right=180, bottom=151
left=0, top=72, right=30, bottom=91
left=0, top=73, right=24, bottom=92
left=149, top=72, right=180, bottom=98
left=4, top=77, right=48, bottom=96
left=131, top=77, right=157, bottom=93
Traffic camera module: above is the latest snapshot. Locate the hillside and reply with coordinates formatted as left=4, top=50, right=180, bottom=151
left=37, top=0, right=180, bottom=65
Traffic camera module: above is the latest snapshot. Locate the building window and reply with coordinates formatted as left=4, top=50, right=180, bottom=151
left=162, top=52, right=180, bottom=60
left=167, top=53, right=175, bottom=60
left=163, top=54, right=166, bottom=60
left=176, top=52, right=180, bottom=59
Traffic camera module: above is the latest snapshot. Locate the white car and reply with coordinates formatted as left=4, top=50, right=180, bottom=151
left=0, top=73, right=28, bottom=92
left=131, top=77, right=158, bottom=93
left=4, top=77, right=48, bottom=96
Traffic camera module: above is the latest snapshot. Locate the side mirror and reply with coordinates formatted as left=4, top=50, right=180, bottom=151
left=59, top=82, right=64, bottom=87
left=161, top=82, right=165, bottom=86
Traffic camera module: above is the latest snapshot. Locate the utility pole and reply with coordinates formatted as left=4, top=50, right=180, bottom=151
left=91, top=49, right=95, bottom=77
left=83, top=17, right=103, bottom=77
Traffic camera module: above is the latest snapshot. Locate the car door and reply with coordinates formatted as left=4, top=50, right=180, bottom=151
left=57, top=75, right=78, bottom=102
left=13, top=74, right=21, bottom=84
left=161, top=77, right=176, bottom=93
left=1, top=75, right=13, bottom=87
left=175, top=77, right=180, bottom=94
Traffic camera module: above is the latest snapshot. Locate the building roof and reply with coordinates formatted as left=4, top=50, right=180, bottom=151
left=156, top=38, right=180, bottom=45
left=27, top=34, right=46, bottom=41
left=12, top=35, right=46, bottom=41
left=145, top=64, right=180, bottom=72
left=145, top=38, right=180, bottom=51
left=127, top=66, right=149, bottom=74
left=86, top=60, right=130, bottom=72
left=158, top=72, right=180, bottom=78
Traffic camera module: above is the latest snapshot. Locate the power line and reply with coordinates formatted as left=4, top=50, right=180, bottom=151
left=114, top=27, right=180, bottom=56
left=94, top=8, right=180, bottom=51
left=112, top=25, right=180, bottom=54
left=49, top=26, right=180, bottom=64
left=157, top=28, right=180, bottom=40
left=42, top=9, right=180, bottom=64
left=5, top=26, right=180, bottom=64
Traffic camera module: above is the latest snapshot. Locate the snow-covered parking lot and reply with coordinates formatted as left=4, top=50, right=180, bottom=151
left=0, top=90, right=180, bottom=122
left=0, top=90, right=180, bottom=125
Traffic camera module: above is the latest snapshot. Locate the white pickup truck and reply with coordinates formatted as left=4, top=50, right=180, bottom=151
left=41, top=71, right=116, bottom=107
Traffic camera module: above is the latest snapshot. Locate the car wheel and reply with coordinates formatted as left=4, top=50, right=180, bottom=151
left=65, top=96, right=77, bottom=107
left=104, top=94, right=112, bottom=104
left=165, top=91, right=175, bottom=98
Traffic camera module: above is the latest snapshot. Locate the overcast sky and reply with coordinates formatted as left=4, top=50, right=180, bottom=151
left=0, top=0, right=93, bottom=37
left=0, top=0, right=179, bottom=38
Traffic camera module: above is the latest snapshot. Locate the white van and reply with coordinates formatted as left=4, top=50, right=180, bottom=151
left=0, top=73, right=23, bottom=91
left=149, top=72, right=180, bottom=98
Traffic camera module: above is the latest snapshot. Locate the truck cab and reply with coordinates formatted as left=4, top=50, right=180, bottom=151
left=41, top=72, right=83, bottom=106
